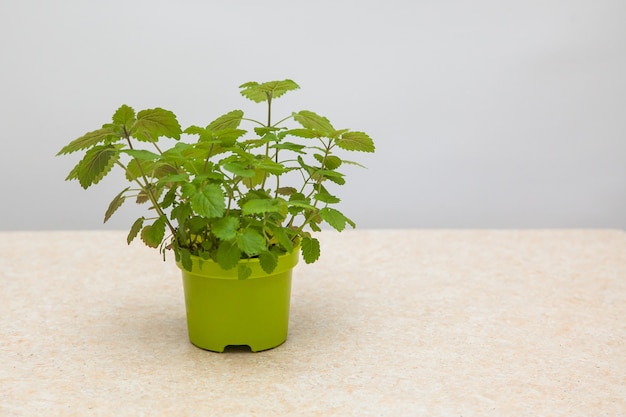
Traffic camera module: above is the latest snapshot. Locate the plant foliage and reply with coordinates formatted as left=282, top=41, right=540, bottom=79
left=57, top=80, right=375, bottom=278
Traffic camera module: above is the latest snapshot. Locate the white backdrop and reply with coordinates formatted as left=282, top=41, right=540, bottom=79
left=1, top=0, right=625, bottom=230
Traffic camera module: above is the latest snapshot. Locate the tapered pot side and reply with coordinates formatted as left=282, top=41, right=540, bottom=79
left=176, top=249, right=300, bottom=352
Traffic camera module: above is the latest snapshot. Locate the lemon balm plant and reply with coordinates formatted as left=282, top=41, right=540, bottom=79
left=57, top=80, right=374, bottom=351
left=58, top=80, right=374, bottom=276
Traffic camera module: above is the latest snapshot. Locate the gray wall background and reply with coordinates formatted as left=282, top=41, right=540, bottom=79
left=1, top=0, right=625, bottom=230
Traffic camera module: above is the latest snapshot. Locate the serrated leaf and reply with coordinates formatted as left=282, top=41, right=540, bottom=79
left=216, top=240, right=241, bottom=270
left=64, top=164, right=79, bottom=181
left=254, top=127, right=280, bottom=137
left=268, top=224, right=294, bottom=252
left=131, top=108, right=182, bottom=142
left=259, top=250, right=278, bottom=274
left=76, top=144, right=120, bottom=189
left=313, top=154, right=342, bottom=170
left=270, top=142, right=307, bottom=154
left=341, top=159, right=368, bottom=169
left=237, top=229, right=266, bottom=256
left=104, top=187, right=129, bottom=223
left=136, top=184, right=154, bottom=204
left=125, top=159, right=147, bottom=182
left=207, top=110, right=244, bottom=131
left=287, top=200, right=316, bottom=211
left=159, top=187, right=177, bottom=209
left=171, top=201, right=192, bottom=222
left=121, top=149, right=161, bottom=160
left=112, top=104, right=136, bottom=129
left=140, top=216, right=166, bottom=248
left=127, top=217, right=144, bottom=244
left=183, top=125, right=213, bottom=142
left=178, top=247, right=193, bottom=271
left=314, top=185, right=341, bottom=204
left=301, top=237, right=320, bottom=264
left=241, top=198, right=287, bottom=216
left=214, top=128, right=247, bottom=147
left=254, top=158, right=285, bottom=175
left=190, top=183, right=225, bottom=218
left=285, top=128, right=320, bottom=139
left=187, top=216, right=209, bottom=234
left=211, top=216, right=239, bottom=240
left=222, top=161, right=255, bottom=178
left=239, top=79, right=300, bottom=103
left=315, top=169, right=346, bottom=185
left=238, top=264, right=252, bottom=280
left=276, top=187, right=297, bottom=196
left=57, top=127, right=118, bottom=155
left=157, top=173, right=189, bottom=185
left=336, top=131, right=375, bottom=153
left=293, top=111, right=335, bottom=136
left=319, top=207, right=353, bottom=232
left=241, top=169, right=266, bottom=188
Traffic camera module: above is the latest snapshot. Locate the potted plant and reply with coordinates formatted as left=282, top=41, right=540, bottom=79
left=57, top=79, right=375, bottom=352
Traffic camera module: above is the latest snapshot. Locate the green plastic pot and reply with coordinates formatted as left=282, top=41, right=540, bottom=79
left=176, top=249, right=299, bottom=352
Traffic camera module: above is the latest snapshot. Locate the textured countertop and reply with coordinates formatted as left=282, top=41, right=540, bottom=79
left=1, top=229, right=625, bottom=416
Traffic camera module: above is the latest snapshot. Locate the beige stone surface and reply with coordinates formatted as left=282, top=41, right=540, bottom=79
left=1, top=229, right=625, bottom=416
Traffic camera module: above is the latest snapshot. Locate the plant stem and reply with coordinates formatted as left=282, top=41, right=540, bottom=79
left=261, top=93, right=273, bottom=190
left=122, top=129, right=176, bottom=236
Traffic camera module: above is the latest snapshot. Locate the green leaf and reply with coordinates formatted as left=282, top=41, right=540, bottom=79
left=216, top=240, right=241, bottom=270
left=285, top=128, right=320, bottom=139
left=171, top=203, right=192, bottom=225
left=241, top=169, right=266, bottom=188
left=237, top=229, right=266, bottom=256
left=313, top=154, right=342, bottom=170
left=239, top=79, right=300, bottom=103
left=121, top=149, right=161, bottom=160
left=222, top=161, right=255, bottom=178
left=254, top=158, right=285, bottom=175
left=136, top=184, right=156, bottom=204
left=259, top=250, right=278, bottom=274
left=238, top=264, right=252, bottom=280
left=341, top=159, right=368, bottom=169
left=187, top=216, right=209, bottom=234
left=57, top=126, right=118, bottom=155
left=75, top=144, right=121, bottom=189
left=316, top=169, right=346, bottom=185
left=254, top=127, right=280, bottom=137
left=178, top=247, right=193, bottom=271
left=112, top=104, right=136, bottom=129
left=314, top=185, right=340, bottom=204
left=276, top=187, right=297, bottom=196
left=183, top=125, right=213, bottom=141
left=160, top=187, right=177, bottom=209
left=336, top=131, right=375, bottom=153
left=190, top=183, right=225, bottom=218
left=212, top=216, right=239, bottom=240
left=213, top=128, right=247, bottom=146
left=268, top=224, right=294, bottom=252
left=319, top=207, right=353, bottom=232
left=127, top=217, right=144, bottom=244
left=207, top=110, right=244, bottom=131
left=131, top=108, right=182, bottom=142
left=287, top=200, right=316, bottom=211
left=270, top=142, right=307, bottom=154
left=157, top=173, right=189, bottom=185
left=241, top=198, right=287, bottom=216
left=301, top=237, right=320, bottom=264
left=293, top=111, right=335, bottom=136
left=140, top=216, right=166, bottom=248
left=104, top=187, right=129, bottom=223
